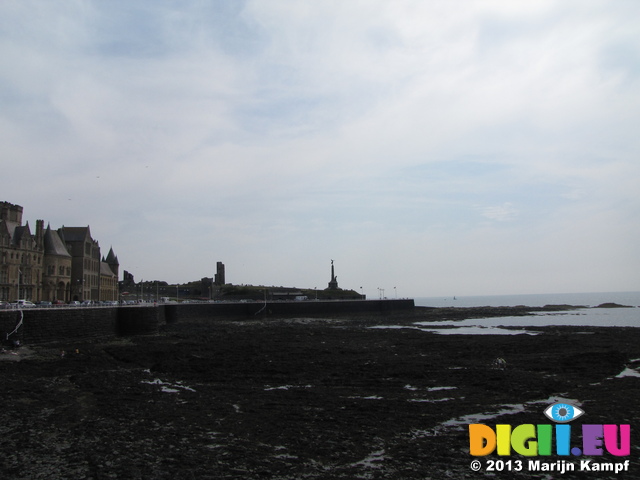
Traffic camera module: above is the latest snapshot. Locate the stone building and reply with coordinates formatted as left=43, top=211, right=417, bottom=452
left=0, top=201, right=120, bottom=303
left=0, top=202, right=44, bottom=302
left=215, top=261, right=226, bottom=286
left=42, top=225, right=72, bottom=302
left=100, top=248, right=119, bottom=301
left=59, top=226, right=102, bottom=302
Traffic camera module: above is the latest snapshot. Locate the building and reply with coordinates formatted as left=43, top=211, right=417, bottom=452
left=100, top=248, right=119, bottom=302
left=58, top=226, right=102, bottom=302
left=215, top=261, right=225, bottom=286
left=0, top=201, right=119, bottom=303
left=0, top=202, right=44, bottom=302
left=42, top=224, right=72, bottom=302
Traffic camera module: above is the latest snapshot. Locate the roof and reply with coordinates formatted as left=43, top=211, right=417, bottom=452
left=105, top=247, right=119, bottom=265
left=59, top=226, right=93, bottom=243
left=12, top=223, right=32, bottom=248
left=44, top=225, right=71, bottom=257
left=100, top=261, right=117, bottom=278
left=0, top=220, right=19, bottom=239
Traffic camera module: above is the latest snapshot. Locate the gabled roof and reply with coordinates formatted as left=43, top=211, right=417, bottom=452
left=12, top=223, right=33, bottom=248
left=0, top=220, right=12, bottom=239
left=44, top=225, right=71, bottom=257
left=0, top=219, right=19, bottom=239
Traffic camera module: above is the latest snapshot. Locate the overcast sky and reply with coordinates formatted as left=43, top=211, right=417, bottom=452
left=2, top=1, right=639, bottom=298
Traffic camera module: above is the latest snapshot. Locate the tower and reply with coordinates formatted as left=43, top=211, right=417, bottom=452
left=215, top=261, right=225, bottom=286
left=105, top=247, right=119, bottom=279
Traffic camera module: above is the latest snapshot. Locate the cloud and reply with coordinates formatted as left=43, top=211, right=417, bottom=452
left=478, top=203, right=518, bottom=222
left=1, top=0, right=639, bottom=296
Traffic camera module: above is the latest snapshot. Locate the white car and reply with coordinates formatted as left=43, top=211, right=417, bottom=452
left=14, top=300, right=36, bottom=308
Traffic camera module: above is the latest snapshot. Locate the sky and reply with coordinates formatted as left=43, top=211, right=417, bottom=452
left=1, top=0, right=639, bottom=298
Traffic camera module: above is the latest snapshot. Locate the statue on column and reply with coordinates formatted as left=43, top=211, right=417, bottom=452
left=328, top=259, right=339, bottom=290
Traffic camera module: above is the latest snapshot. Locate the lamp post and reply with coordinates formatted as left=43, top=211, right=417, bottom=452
left=74, top=278, right=83, bottom=302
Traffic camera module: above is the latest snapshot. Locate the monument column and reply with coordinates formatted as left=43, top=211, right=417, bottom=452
left=328, top=260, right=339, bottom=290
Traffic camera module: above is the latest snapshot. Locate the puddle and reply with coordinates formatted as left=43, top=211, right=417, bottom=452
left=264, top=384, right=313, bottom=391
left=409, top=397, right=454, bottom=403
left=370, top=325, right=538, bottom=335
left=349, top=449, right=385, bottom=469
left=142, top=378, right=196, bottom=393
left=615, top=367, right=640, bottom=378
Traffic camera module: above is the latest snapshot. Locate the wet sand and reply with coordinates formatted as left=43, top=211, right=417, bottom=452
left=1, top=307, right=639, bottom=479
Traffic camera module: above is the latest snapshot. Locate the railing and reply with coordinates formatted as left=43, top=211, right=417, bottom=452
left=0, top=302, right=156, bottom=310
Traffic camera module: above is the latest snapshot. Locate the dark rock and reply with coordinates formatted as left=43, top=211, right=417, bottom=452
left=594, top=302, right=634, bottom=308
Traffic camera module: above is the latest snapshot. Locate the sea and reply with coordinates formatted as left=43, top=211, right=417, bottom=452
left=406, top=291, right=640, bottom=333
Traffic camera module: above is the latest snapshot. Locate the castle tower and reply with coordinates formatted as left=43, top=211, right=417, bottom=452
left=215, top=261, right=225, bottom=286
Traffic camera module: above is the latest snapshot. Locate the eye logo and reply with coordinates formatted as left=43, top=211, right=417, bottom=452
left=544, top=403, right=584, bottom=423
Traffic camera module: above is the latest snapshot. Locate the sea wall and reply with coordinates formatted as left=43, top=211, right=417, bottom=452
left=166, top=298, right=415, bottom=322
left=0, top=306, right=161, bottom=345
left=0, top=299, right=414, bottom=345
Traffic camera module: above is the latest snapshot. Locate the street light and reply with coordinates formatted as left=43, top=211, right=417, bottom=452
left=17, top=268, right=21, bottom=301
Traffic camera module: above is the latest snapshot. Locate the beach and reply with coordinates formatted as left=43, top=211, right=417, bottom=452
left=1, top=307, right=639, bottom=479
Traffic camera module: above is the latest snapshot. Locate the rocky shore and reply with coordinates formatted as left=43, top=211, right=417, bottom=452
left=1, top=306, right=639, bottom=479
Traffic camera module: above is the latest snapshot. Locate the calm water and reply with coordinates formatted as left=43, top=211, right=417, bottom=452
left=415, top=291, right=640, bottom=308
left=409, top=291, right=640, bottom=331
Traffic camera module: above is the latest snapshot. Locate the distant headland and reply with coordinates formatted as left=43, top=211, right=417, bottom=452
left=122, top=261, right=365, bottom=304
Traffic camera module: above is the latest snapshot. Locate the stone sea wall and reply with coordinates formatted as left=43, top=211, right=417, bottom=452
left=1, top=299, right=414, bottom=345
left=0, top=306, right=160, bottom=345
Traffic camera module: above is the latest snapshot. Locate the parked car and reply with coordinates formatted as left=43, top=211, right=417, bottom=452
left=68, top=301, right=81, bottom=306
left=36, top=301, right=52, bottom=307
left=14, top=300, right=36, bottom=308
